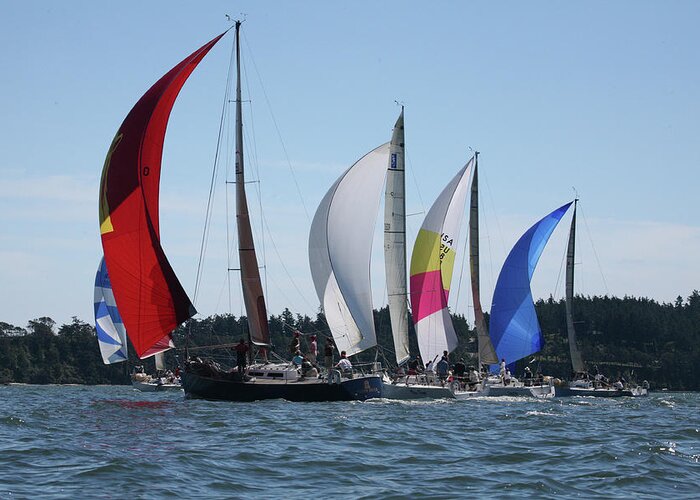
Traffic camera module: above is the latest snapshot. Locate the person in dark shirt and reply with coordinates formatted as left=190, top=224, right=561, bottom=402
left=324, top=337, right=334, bottom=372
left=234, top=338, right=249, bottom=375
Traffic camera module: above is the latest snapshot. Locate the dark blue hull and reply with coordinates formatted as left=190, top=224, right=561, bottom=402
left=182, top=371, right=382, bottom=402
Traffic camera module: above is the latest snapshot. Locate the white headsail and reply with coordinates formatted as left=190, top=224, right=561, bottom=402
left=309, top=143, right=391, bottom=356
left=384, top=110, right=410, bottom=365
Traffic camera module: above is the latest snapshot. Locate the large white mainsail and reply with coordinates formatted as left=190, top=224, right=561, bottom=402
left=309, top=143, right=390, bottom=356
left=469, top=154, right=498, bottom=366
left=384, top=110, right=410, bottom=365
left=409, top=157, right=474, bottom=366
left=565, top=199, right=586, bottom=374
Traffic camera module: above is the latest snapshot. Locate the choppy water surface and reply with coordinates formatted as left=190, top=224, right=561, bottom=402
left=1, top=386, right=698, bottom=498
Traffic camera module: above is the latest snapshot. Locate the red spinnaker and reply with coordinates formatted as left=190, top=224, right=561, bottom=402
left=98, top=33, right=225, bottom=358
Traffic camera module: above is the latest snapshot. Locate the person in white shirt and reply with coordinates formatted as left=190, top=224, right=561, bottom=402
left=335, top=351, right=353, bottom=375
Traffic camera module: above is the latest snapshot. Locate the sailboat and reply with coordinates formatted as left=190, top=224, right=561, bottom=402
left=484, top=202, right=574, bottom=398
left=99, top=23, right=380, bottom=402
left=557, top=200, right=648, bottom=397
left=378, top=111, right=454, bottom=400
left=386, top=153, right=485, bottom=400
left=93, top=258, right=181, bottom=391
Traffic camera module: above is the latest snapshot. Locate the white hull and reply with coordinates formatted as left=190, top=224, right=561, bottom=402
left=485, top=376, right=555, bottom=398
left=561, top=379, right=649, bottom=398
left=453, top=381, right=490, bottom=399
left=131, top=380, right=182, bottom=392
left=382, top=381, right=455, bottom=400
left=380, top=373, right=456, bottom=400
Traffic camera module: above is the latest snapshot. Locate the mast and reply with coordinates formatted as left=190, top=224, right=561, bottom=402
left=234, top=21, right=270, bottom=347
left=469, top=152, right=498, bottom=367
left=565, top=199, right=585, bottom=374
left=384, top=108, right=410, bottom=365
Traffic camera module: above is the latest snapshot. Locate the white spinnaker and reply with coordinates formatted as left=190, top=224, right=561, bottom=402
left=309, top=143, right=390, bottom=356
left=411, top=158, right=473, bottom=365
left=384, top=110, right=410, bottom=365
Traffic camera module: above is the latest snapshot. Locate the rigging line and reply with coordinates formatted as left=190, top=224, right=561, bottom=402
left=405, top=152, right=426, bottom=221
left=453, top=208, right=470, bottom=317
left=554, top=218, right=568, bottom=300
left=193, top=36, right=235, bottom=306
left=225, top=100, right=233, bottom=315
left=241, top=32, right=311, bottom=221
left=579, top=202, right=609, bottom=295
left=260, top=208, right=317, bottom=312
left=480, top=163, right=501, bottom=301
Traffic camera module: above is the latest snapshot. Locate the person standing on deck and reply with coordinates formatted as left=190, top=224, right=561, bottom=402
left=308, top=335, right=318, bottom=365
left=436, top=355, right=449, bottom=386
left=234, top=339, right=249, bottom=376
left=324, top=336, right=335, bottom=373
left=289, top=330, right=301, bottom=355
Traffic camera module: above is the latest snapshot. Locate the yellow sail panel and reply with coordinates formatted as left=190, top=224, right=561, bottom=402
left=409, top=229, right=442, bottom=276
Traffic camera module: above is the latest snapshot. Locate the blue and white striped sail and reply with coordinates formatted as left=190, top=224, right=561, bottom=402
left=489, top=202, right=573, bottom=366
left=94, top=257, right=128, bottom=364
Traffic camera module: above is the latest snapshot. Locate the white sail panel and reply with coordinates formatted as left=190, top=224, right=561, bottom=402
left=384, top=110, right=410, bottom=365
left=309, top=143, right=390, bottom=356
left=410, top=158, right=473, bottom=366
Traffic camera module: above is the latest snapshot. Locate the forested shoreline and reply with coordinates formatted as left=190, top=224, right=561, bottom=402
left=1, top=291, right=698, bottom=390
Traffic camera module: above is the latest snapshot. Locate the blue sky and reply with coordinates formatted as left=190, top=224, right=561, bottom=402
left=1, top=1, right=699, bottom=329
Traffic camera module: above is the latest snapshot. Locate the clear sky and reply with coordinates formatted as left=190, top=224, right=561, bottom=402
left=1, top=1, right=699, bottom=330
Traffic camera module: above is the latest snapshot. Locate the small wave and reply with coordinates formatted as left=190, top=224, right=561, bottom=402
left=525, top=410, right=559, bottom=417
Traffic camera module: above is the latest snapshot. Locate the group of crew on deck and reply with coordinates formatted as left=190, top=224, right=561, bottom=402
left=390, top=354, right=550, bottom=390
left=231, top=330, right=353, bottom=380
left=394, top=352, right=482, bottom=390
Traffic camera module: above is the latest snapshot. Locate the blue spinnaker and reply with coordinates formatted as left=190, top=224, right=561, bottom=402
left=489, top=202, right=573, bottom=366
left=94, top=257, right=128, bottom=364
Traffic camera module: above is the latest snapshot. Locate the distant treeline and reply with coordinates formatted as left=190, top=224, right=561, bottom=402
left=1, top=291, right=698, bottom=390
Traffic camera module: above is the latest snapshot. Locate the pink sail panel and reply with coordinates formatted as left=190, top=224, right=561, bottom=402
left=99, top=33, right=225, bottom=358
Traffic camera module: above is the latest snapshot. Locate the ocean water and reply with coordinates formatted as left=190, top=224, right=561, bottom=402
left=0, top=386, right=698, bottom=498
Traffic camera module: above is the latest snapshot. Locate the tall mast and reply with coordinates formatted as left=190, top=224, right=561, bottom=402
left=234, top=21, right=270, bottom=347
left=384, top=108, right=410, bottom=365
left=565, top=199, right=585, bottom=374
left=470, top=152, right=498, bottom=367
